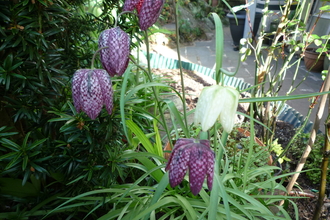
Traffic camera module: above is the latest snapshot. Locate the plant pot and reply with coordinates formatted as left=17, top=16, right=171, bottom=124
left=304, top=48, right=325, bottom=72
left=226, top=11, right=262, bottom=48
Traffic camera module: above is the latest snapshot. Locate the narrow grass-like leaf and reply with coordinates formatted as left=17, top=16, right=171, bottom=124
left=218, top=173, right=231, bottom=220
left=153, top=119, right=163, bottom=157
left=226, top=193, right=253, bottom=219
left=143, top=172, right=170, bottom=220
left=132, top=197, right=181, bottom=220
left=117, top=200, right=133, bottom=220
left=209, top=161, right=221, bottom=220
left=46, top=188, right=128, bottom=218
left=124, top=82, right=169, bottom=104
left=124, top=162, right=148, bottom=173
left=226, top=188, right=275, bottom=215
left=120, top=65, right=133, bottom=145
left=164, top=100, right=189, bottom=137
left=175, top=194, right=197, bottom=219
left=118, top=164, right=165, bottom=203
left=126, top=120, right=159, bottom=156
left=240, top=91, right=330, bottom=103
left=211, top=12, right=240, bottom=84
left=134, top=156, right=165, bottom=184
left=211, top=12, right=224, bottom=84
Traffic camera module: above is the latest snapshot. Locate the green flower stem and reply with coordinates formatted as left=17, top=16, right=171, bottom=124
left=243, top=102, right=255, bottom=189
left=143, top=30, right=172, bottom=148
left=172, top=0, right=189, bottom=132
left=90, top=46, right=108, bottom=69
left=218, top=130, right=228, bottom=162
left=199, top=131, right=208, bottom=140
left=114, top=11, right=138, bottom=27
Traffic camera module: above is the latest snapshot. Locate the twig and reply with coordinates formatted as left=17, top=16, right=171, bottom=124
left=279, top=191, right=317, bottom=198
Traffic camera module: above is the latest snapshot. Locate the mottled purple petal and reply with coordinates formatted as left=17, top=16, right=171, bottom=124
left=206, top=150, right=215, bottom=190
left=99, top=27, right=130, bottom=76
left=199, top=140, right=214, bottom=190
left=138, top=0, right=164, bottom=30
left=123, top=0, right=140, bottom=11
left=166, top=138, right=194, bottom=171
left=94, top=70, right=113, bottom=115
left=168, top=146, right=191, bottom=188
left=80, top=71, right=103, bottom=119
left=72, top=69, right=88, bottom=112
left=189, top=147, right=207, bottom=195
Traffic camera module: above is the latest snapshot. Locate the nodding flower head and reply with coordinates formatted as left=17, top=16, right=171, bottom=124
left=165, top=138, right=215, bottom=195
left=98, top=27, right=130, bottom=77
left=194, top=85, right=239, bottom=133
left=72, top=69, right=113, bottom=119
left=138, top=0, right=164, bottom=30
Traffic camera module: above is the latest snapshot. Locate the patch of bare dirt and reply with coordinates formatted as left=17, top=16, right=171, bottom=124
left=152, top=68, right=213, bottom=110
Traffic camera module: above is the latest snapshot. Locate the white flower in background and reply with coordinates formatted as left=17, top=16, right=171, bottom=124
left=194, top=85, right=239, bottom=133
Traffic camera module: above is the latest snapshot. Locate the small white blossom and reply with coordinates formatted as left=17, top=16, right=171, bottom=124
left=194, top=85, right=239, bottom=133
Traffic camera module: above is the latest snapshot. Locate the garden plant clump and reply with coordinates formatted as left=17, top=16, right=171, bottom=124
left=1, top=0, right=330, bottom=219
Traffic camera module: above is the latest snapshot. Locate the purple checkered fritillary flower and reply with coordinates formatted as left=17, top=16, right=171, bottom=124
left=138, top=0, right=164, bottom=30
left=98, top=27, right=130, bottom=77
left=72, top=69, right=113, bottom=119
left=165, top=138, right=215, bottom=195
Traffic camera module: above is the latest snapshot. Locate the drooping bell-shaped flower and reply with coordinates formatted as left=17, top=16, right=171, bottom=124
left=138, top=0, right=164, bottom=30
left=165, top=138, right=215, bottom=195
left=98, top=27, right=130, bottom=77
left=72, top=69, right=113, bottom=119
left=194, top=85, right=239, bottom=133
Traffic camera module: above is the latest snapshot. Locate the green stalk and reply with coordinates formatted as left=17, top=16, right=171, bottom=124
left=114, top=11, right=138, bottom=27
left=143, top=30, right=172, bottom=146
left=243, top=100, right=255, bottom=188
left=90, top=46, right=108, bottom=69
left=199, top=131, right=208, bottom=140
left=171, top=0, right=189, bottom=132
left=220, top=131, right=228, bottom=157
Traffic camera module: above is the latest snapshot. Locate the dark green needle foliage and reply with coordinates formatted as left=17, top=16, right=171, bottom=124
left=0, top=0, right=142, bottom=218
